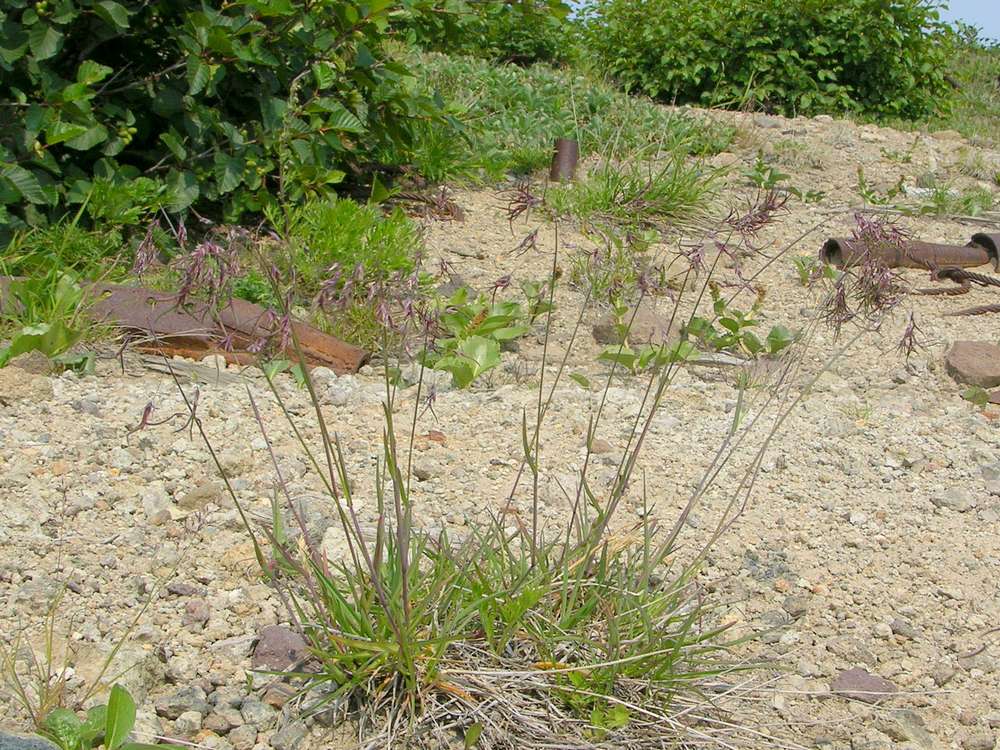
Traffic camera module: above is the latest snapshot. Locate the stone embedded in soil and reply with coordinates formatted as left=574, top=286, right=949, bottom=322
left=0, top=367, right=53, bottom=404
left=270, top=721, right=308, bottom=750
left=251, top=625, right=308, bottom=672
left=931, top=487, right=977, bottom=513
left=591, top=299, right=677, bottom=346
left=155, top=685, right=211, bottom=719
left=228, top=725, right=257, bottom=750
left=0, top=732, right=59, bottom=750
left=875, top=709, right=935, bottom=749
left=850, top=728, right=894, bottom=750
left=961, top=731, right=998, bottom=750
left=831, top=668, right=897, bottom=703
left=945, top=341, right=1000, bottom=388
left=175, top=710, right=204, bottom=735
left=239, top=697, right=276, bottom=727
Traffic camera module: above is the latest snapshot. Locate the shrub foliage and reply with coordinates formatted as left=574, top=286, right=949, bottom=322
left=0, top=0, right=442, bottom=233
left=586, top=0, right=956, bottom=119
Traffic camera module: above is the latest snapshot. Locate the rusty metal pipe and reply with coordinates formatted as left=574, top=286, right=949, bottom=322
left=821, top=237, right=997, bottom=270
left=970, top=234, right=1000, bottom=270
left=549, top=138, right=579, bottom=182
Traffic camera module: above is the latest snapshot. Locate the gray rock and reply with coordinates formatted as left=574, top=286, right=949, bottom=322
left=71, top=398, right=103, bottom=417
left=592, top=300, right=677, bottom=346
left=931, top=487, right=976, bottom=513
left=831, top=668, right=896, bottom=703
left=270, top=721, right=308, bottom=750
left=850, top=729, right=893, bottom=750
left=890, top=618, right=919, bottom=640
left=826, top=637, right=876, bottom=666
left=0, top=732, right=60, bottom=750
left=141, top=485, right=173, bottom=522
left=252, top=626, right=308, bottom=672
left=324, top=375, right=359, bottom=407
left=876, top=709, right=934, bottom=749
left=946, top=341, right=1000, bottom=388
left=229, top=725, right=258, bottom=750
left=182, top=598, right=211, bottom=628
left=931, top=662, right=957, bottom=686
left=782, top=595, right=810, bottom=619
left=400, top=364, right=453, bottom=393
left=961, top=731, right=997, bottom=750
left=155, top=685, right=211, bottom=719
left=174, top=710, right=203, bottom=735
left=239, top=697, right=276, bottom=727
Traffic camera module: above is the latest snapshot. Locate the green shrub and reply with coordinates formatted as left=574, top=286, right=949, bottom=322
left=0, top=0, right=443, bottom=234
left=585, top=0, right=956, bottom=119
left=2, top=223, right=124, bottom=278
left=400, top=0, right=573, bottom=65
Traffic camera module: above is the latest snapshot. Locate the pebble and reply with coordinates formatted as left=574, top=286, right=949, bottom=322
left=175, top=710, right=204, bottom=735
left=269, top=722, right=308, bottom=750
left=228, top=725, right=258, bottom=750
left=155, top=686, right=211, bottom=719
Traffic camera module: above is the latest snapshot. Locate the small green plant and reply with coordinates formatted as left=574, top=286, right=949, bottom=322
left=420, top=287, right=531, bottom=387
left=40, top=684, right=180, bottom=750
left=790, top=255, right=836, bottom=286
left=961, top=385, right=992, bottom=408
left=915, top=183, right=995, bottom=217
left=0, top=271, right=90, bottom=369
left=880, top=146, right=914, bottom=164
left=273, top=198, right=421, bottom=294
left=597, top=338, right=697, bottom=375
left=745, top=152, right=790, bottom=190
left=568, top=230, right=661, bottom=306
left=547, top=155, right=720, bottom=231
left=856, top=167, right=906, bottom=206
left=682, top=285, right=795, bottom=358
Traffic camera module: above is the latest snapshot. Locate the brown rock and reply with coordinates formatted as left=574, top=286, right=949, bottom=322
left=831, top=668, right=896, bottom=703
left=946, top=341, right=1000, bottom=388
left=592, top=300, right=677, bottom=346
left=251, top=626, right=308, bottom=672
left=9, top=350, right=54, bottom=374
left=961, top=731, right=997, bottom=750
left=0, top=366, right=54, bottom=404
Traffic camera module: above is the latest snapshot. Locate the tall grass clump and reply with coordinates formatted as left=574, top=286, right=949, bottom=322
left=156, top=194, right=904, bottom=748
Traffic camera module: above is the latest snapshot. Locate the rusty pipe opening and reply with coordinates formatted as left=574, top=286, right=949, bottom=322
left=969, top=233, right=1000, bottom=271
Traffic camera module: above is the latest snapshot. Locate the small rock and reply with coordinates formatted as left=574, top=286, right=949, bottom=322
left=203, top=713, right=234, bottom=734
left=931, top=662, right=957, bottom=686
left=827, top=637, right=876, bottom=666
left=589, top=438, right=613, bottom=454
left=71, top=398, right=103, bottom=417
left=876, top=709, right=934, bottom=749
left=873, top=623, right=893, bottom=639
left=0, top=731, right=60, bottom=750
left=175, top=711, right=204, bottom=736
left=9, top=350, right=55, bottom=374
left=201, top=354, right=229, bottom=372
left=155, top=686, right=211, bottom=719
left=931, top=129, right=964, bottom=141
left=178, top=480, right=223, bottom=510
left=228, top=725, right=258, bottom=750
left=182, top=598, right=211, bottom=628
left=308, top=366, right=337, bottom=385
left=168, top=581, right=204, bottom=597
left=890, top=618, right=919, bottom=639
left=252, top=626, right=308, bottom=672
left=270, top=721, right=308, bottom=750
left=782, top=595, right=810, bottom=619
left=0, top=365, right=54, bottom=404
left=325, top=376, right=359, bottom=407
left=263, top=683, right=295, bottom=709
left=239, top=697, right=276, bottom=727
left=960, top=708, right=979, bottom=726
left=592, top=299, right=677, bottom=346
left=987, top=714, right=1000, bottom=730
left=831, top=668, right=896, bottom=703
left=961, top=731, right=997, bottom=750
left=946, top=341, right=1000, bottom=388
left=931, top=487, right=976, bottom=513
left=412, top=463, right=438, bottom=481
left=851, top=728, right=893, bottom=750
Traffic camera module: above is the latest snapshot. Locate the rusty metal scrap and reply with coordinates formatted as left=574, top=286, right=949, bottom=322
left=0, top=277, right=369, bottom=374
left=549, top=138, right=579, bottom=182
left=87, top=283, right=369, bottom=373
left=820, top=236, right=999, bottom=270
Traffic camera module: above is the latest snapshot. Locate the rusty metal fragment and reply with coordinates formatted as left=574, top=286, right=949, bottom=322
left=0, top=277, right=369, bottom=374
left=87, top=283, right=369, bottom=373
left=549, top=138, right=579, bottom=182
left=820, top=237, right=997, bottom=270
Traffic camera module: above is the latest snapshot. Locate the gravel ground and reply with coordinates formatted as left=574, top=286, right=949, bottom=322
left=2, top=110, right=1000, bottom=750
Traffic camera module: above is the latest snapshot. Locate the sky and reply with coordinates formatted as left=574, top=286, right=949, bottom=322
left=937, top=0, right=1000, bottom=42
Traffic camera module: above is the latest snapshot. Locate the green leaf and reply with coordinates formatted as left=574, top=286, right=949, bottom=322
left=94, top=1, right=130, bottom=29
left=77, top=60, right=113, bottom=85
left=1, top=165, right=46, bottom=204
left=463, top=722, right=483, bottom=749
left=46, top=120, right=89, bottom=146
left=105, top=684, right=137, bottom=750
left=569, top=372, right=591, bottom=389
left=961, top=386, right=990, bottom=408
left=159, top=131, right=187, bottom=160
left=165, top=170, right=199, bottom=212
left=28, top=23, right=63, bottom=60
left=214, top=154, right=244, bottom=194
left=187, top=59, right=211, bottom=96
left=765, top=325, right=795, bottom=354
left=65, top=124, right=110, bottom=150
left=40, top=708, right=83, bottom=750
